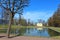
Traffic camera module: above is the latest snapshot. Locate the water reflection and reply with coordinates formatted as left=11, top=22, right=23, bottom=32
left=0, top=28, right=60, bottom=37
left=12, top=28, right=60, bottom=37
left=37, top=28, right=43, bottom=30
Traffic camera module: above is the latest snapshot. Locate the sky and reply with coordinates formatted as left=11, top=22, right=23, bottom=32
left=22, top=0, right=60, bottom=22
left=0, top=0, right=60, bottom=22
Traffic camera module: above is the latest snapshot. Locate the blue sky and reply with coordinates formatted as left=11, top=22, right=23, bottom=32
left=0, top=0, right=60, bottom=22
left=22, top=0, right=60, bottom=22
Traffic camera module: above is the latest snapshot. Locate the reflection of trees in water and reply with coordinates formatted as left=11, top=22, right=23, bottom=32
left=11, top=28, right=37, bottom=36
left=37, top=28, right=46, bottom=34
left=48, top=29, right=60, bottom=37
left=10, top=28, right=27, bottom=36
left=27, top=28, right=31, bottom=34
left=17, top=28, right=27, bottom=36
left=27, top=28, right=35, bottom=34
left=18, top=28, right=36, bottom=36
left=10, top=28, right=60, bottom=37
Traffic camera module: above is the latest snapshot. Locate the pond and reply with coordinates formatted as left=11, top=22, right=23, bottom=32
left=11, top=28, right=60, bottom=37
left=0, top=28, right=60, bottom=37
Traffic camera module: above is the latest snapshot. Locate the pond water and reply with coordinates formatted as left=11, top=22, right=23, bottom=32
left=0, top=28, right=60, bottom=37
left=11, top=28, right=60, bottom=37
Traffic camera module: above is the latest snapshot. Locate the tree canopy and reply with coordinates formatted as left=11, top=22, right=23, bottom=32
left=48, top=4, right=60, bottom=27
left=0, top=0, right=29, bottom=37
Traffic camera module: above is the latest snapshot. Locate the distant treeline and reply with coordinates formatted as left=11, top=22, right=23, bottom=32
left=0, top=19, right=9, bottom=24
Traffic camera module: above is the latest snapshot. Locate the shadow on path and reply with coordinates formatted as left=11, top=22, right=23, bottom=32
left=0, top=36, right=5, bottom=38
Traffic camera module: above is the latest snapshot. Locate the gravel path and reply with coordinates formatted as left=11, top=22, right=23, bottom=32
left=0, top=36, right=60, bottom=40
left=0, top=34, right=60, bottom=40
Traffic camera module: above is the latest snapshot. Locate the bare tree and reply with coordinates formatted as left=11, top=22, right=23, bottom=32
left=18, top=8, right=23, bottom=25
left=0, top=0, right=29, bottom=38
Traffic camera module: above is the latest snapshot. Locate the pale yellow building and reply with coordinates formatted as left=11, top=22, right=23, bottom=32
left=37, top=23, right=43, bottom=27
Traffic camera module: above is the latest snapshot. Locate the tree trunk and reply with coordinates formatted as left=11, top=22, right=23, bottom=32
left=11, top=13, right=14, bottom=24
left=19, top=14, right=21, bottom=25
left=7, top=13, right=12, bottom=38
left=7, top=12, right=15, bottom=38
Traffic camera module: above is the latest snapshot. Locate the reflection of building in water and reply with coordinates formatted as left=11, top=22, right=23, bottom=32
left=37, top=28, right=43, bottom=30
left=37, top=23, right=43, bottom=27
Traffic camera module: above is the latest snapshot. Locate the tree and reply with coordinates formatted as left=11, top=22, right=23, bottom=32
left=28, top=19, right=31, bottom=26
left=48, top=4, right=60, bottom=27
left=20, top=18, right=27, bottom=26
left=38, top=19, right=46, bottom=26
left=53, top=9, right=60, bottom=27
left=0, top=0, right=29, bottom=37
left=18, top=9, right=23, bottom=25
left=0, top=8, right=9, bottom=25
left=48, top=17, right=53, bottom=26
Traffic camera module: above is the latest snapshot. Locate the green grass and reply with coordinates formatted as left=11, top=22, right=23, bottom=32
left=51, top=36, right=60, bottom=38
left=47, top=27, right=60, bottom=33
left=0, top=24, right=35, bottom=29
left=0, top=24, right=8, bottom=28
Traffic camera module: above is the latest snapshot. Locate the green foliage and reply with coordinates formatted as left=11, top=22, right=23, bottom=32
left=48, top=4, right=60, bottom=27
left=20, top=18, right=27, bottom=26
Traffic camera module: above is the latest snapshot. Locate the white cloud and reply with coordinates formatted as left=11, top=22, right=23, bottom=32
left=23, top=11, right=54, bottom=22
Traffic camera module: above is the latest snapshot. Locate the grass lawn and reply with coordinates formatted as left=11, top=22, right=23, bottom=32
left=0, top=24, right=35, bottom=29
left=47, top=27, right=60, bottom=33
